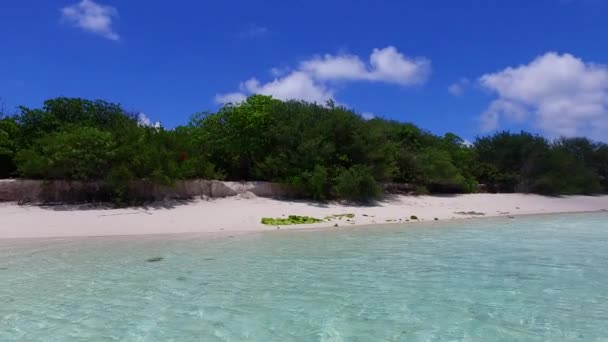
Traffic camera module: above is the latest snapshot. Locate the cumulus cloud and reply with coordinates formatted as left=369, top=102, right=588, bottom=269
left=215, top=72, right=333, bottom=104
left=479, top=99, right=529, bottom=132
left=137, top=113, right=161, bottom=129
left=448, top=78, right=471, bottom=96
left=216, top=46, right=430, bottom=104
left=300, top=46, right=430, bottom=85
left=479, top=52, right=608, bottom=140
left=361, top=112, right=376, bottom=120
left=462, top=139, right=474, bottom=147
left=240, top=72, right=334, bottom=103
left=214, top=92, right=247, bottom=104
left=270, top=67, right=289, bottom=77
left=61, top=0, right=120, bottom=41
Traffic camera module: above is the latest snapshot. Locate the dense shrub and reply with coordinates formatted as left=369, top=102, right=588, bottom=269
left=288, top=165, right=330, bottom=200
left=0, top=96, right=606, bottom=203
left=418, top=148, right=470, bottom=193
left=0, top=116, right=19, bottom=177
left=333, top=165, right=381, bottom=201
left=16, top=127, right=116, bottom=180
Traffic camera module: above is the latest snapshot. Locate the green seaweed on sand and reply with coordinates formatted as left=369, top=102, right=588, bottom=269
left=455, top=211, right=486, bottom=216
left=261, top=215, right=323, bottom=225
left=324, top=213, right=355, bottom=220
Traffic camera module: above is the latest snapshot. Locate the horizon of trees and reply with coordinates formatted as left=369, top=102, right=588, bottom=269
left=1, top=96, right=607, bottom=203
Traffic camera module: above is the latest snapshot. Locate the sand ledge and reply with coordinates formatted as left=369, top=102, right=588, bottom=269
left=1, top=193, right=608, bottom=240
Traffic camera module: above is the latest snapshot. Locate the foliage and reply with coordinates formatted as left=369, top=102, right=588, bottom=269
left=0, top=116, right=19, bottom=177
left=418, top=147, right=472, bottom=193
left=192, top=95, right=281, bottom=180
left=333, top=165, right=381, bottom=201
left=0, top=96, right=606, bottom=203
left=16, top=127, right=116, bottom=180
left=325, top=213, right=355, bottom=219
left=473, top=132, right=606, bottom=194
left=473, top=131, right=550, bottom=192
left=530, top=139, right=603, bottom=195
left=288, top=165, right=330, bottom=200
left=261, top=215, right=324, bottom=225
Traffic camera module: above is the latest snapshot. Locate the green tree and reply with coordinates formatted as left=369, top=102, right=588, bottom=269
left=2, top=95, right=606, bottom=203
left=595, top=144, right=608, bottom=191
left=16, top=97, right=136, bottom=147
left=529, top=137, right=603, bottom=195
left=473, top=131, right=550, bottom=192
left=193, top=95, right=281, bottom=179
left=0, top=116, right=19, bottom=177
left=419, top=147, right=471, bottom=193
left=333, top=165, right=381, bottom=201
left=16, top=127, right=116, bottom=180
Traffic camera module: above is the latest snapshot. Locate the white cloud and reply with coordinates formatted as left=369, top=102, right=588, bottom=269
left=61, top=0, right=120, bottom=41
left=301, top=46, right=430, bottom=85
left=137, top=113, right=161, bottom=129
left=479, top=99, right=529, bottom=132
left=300, top=54, right=368, bottom=81
left=448, top=78, right=470, bottom=96
left=270, top=67, right=289, bottom=77
left=479, top=52, right=608, bottom=140
left=240, top=72, right=333, bottom=103
left=214, top=92, right=247, bottom=104
left=216, top=46, right=430, bottom=104
left=361, top=112, right=376, bottom=120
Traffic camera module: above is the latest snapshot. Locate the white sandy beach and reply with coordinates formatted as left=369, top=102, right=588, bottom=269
left=1, top=194, right=608, bottom=239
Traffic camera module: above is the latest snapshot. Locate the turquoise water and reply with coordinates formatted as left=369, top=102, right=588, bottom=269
left=1, top=213, right=608, bottom=341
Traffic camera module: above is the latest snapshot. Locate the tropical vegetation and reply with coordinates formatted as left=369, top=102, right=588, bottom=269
left=1, top=96, right=607, bottom=202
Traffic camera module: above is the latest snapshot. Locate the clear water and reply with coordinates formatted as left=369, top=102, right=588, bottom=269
left=1, top=213, right=608, bottom=341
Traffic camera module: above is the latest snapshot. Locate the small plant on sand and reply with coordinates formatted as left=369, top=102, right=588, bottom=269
left=410, top=215, right=419, bottom=220
left=455, top=211, right=485, bottom=216
left=324, top=213, right=355, bottom=220
left=261, top=215, right=323, bottom=225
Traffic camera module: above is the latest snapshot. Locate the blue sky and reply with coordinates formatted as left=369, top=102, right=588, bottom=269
left=1, top=0, right=608, bottom=141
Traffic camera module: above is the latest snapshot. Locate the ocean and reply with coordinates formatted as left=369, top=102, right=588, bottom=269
left=1, top=213, right=607, bottom=341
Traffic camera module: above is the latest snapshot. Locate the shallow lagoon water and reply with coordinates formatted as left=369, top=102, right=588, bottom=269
left=1, top=213, right=608, bottom=341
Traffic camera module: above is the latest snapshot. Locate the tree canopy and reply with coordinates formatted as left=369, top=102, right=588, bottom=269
left=1, top=96, right=606, bottom=202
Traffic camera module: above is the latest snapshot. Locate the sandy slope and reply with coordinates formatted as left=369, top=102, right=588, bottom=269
left=1, top=194, right=607, bottom=239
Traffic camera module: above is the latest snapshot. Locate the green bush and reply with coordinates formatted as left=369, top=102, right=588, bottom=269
left=2, top=96, right=607, bottom=204
left=106, top=164, right=134, bottom=205
left=419, top=148, right=471, bottom=193
left=530, top=149, right=602, bottom=195
left=288, top=165, right=329, bottom=200
left=333, top=165, right=380, bottom=201
left=16, top=127, right=116, bottom=180
left=0, top=117, right=19, bottom=177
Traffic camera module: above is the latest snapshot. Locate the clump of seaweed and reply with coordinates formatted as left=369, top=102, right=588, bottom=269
left=261, top=215, right=323, bottom=225
left=324, top=213, right=355, bottom=220
left=455, top=211, right=486, bottom=216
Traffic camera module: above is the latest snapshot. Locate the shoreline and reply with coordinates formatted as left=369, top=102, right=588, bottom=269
left=4, top=211, right=607, bottom=245
left=1, top=193, right=608, bottom=240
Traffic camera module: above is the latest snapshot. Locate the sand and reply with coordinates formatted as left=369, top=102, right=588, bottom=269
left=1, top=194, right=607, bottom=239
